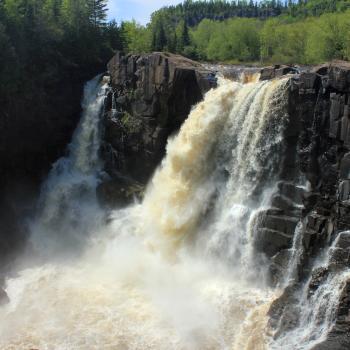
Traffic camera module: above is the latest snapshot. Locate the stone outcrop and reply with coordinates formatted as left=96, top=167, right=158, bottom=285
left=99, top=52, right=216, bottom=206
left=263, top=61, right=350, bottom=349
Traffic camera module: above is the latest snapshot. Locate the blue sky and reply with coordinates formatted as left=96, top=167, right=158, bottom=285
left=107, top=0, right=183, bottom=25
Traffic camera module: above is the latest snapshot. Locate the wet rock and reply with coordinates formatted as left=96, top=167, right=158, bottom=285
left=298, top=72, right=320, bottom=94
left=308, top=267, right=329, bottom=296
left=338, top=180, right=350, bottom=201
left=340, top=153, right=350, bottom=180
left=269, top=249, right=291, bottom=285
left=268, top=283, right=301, bottom=335
left=255, top=212, right=299, bottom=258
left=311, top=280, right=350, bottom=350
left=102, top=52, right=216, bottom=206
left=262, top=214, right=299, bottom=236
left=271, top=194, right=302, bottom=216
left=97, top=175, right=144, bottom=208
left=328, top=61, right=350, bottom=91
left=278, top=182, right=305, bottom=205
left=260, top=65, right=296, bottom=81
left=328, top=231, right=350, bottom=270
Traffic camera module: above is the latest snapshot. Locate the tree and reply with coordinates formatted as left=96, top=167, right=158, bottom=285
left=151, top=19, right=167, bottom=51
left=88, top=0, right=108, bottom=27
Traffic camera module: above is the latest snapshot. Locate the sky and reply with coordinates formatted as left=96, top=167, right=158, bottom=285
left=107, top=0, right=183, bottom=25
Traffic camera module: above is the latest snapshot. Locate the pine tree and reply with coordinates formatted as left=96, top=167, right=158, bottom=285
left=181, top=19, right=190, bottom=47
left=88, top=0, right=107, bottom=27
left=152, top=19, right=167, bottom=51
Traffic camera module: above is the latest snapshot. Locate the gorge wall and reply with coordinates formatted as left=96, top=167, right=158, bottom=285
left=0, top=51, right=350, bottom=348
left=98, top=52, right=216, bottom=206
left=102, top=54, right=350, bottom=348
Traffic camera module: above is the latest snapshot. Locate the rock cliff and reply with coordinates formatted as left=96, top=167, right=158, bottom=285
left=1, top=51, right=350, bottom=347
left=103, top=56, right=350, bottom=348
left=99, top=52, right=216, bottom=206
left=257, top=62, right=350, bottom=349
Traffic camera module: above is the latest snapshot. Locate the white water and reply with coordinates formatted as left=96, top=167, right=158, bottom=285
left=1, top=75, right=341, bottom=350
left=270, top=226, right=350, bottom=349
left=29, top=75, right=109, bottom=257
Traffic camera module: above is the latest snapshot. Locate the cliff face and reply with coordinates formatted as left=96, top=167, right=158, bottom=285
left=99, top=52, right=216, bottom=206
left=257, top=63, right=350, bottom=349
left=103, top=55, right=350, bottom=348
left=1, top=51, right=350, bottom=345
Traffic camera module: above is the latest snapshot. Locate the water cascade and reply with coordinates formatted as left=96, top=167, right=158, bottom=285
left=269, top=229, right=350, bottom=350
left=0, top=74, right=344, bottom=350
left=29, top=74, right=109, bottom=256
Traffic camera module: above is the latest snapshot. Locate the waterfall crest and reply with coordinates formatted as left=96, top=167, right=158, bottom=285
left=1, top=75, right=338, bottom=350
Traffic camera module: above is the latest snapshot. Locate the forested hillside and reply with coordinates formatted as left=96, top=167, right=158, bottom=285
left=0, top=0, right=124, bottom=248
left=1, top=0, right=350, bottom=92
left=122, top=0, right=350, bottom=64
left=0, top=0, right=124, bottom=101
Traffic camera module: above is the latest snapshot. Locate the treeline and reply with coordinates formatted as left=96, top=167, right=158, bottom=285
left=121, top=0, right=350, bottom=64
left=192, top=11, right=350, bottom=63
left=152, top=0, right=287, bottom=27
left=0, top=0, right=124, bottom=99
left=285, top=0, right=349, bottom=17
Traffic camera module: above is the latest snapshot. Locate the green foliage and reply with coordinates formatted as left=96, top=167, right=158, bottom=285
left=260, top=11, right=350, bottom=64
left=191, top=18, right=261, bottom=62
left=152, top=0, right=286, bottom=28
left=0, top=0, right=124, bottom=102
left=151, top=18, right=167, bottom=51
left=132, top=0, right=350, bottom=65
left=122, top=20, right=152, bottom=53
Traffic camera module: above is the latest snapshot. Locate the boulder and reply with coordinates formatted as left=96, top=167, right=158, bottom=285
left=328, top=60, right=350, bottom=92
left=260, top=65, right=297, bottom=81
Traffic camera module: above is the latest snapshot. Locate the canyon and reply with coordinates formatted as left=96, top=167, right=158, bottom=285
left=0, top=52, right=349, bottom=349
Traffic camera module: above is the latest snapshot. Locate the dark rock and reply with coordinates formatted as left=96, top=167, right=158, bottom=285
left=260, top=66, right=276, bottom=80
left=311, top=64, right=329, bottom=76
left=298, top=72, right=320, bottom=94
left=277, top=181, right=305, bottom=205
left=97, top=176, right=144, bottom=208
left=101, top=52, right=215, bottom=205
left=268, top=283, right=301, bottom=335
left=255, top=211, right=299, bottom=258
left=327, top=231, right=350, bottom=269
left=328, top=60, right=350, bottom=91
left=340, top=152, right=350, bottom=179
left=269, top=249, right=291, bottom=285
left=338, top=180, right=350, bottom=202
left=308, top=267, right=329, bottom=296
left=262, top=214, right=299, bottom=236
left=260, top=65, right=296, bottom=81
left=311, top=280, right=350, bottom=350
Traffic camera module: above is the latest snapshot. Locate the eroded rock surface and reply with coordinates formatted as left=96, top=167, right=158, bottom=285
left=265, top=61, right=350, bottom=349
left=99, top=52, right=216, bottom=206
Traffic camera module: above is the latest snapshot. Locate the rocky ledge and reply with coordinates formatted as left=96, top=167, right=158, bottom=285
left=258, top=61, right=350, bottom=349
left=98, top=52, right=216, bottom=206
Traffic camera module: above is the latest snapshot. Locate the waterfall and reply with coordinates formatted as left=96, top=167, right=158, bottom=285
left=0, top=75, right=322, bottom=350
left=29, top=74, right=109, bottom=256
left=269, top=231, right=350, bottom=350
